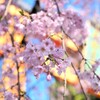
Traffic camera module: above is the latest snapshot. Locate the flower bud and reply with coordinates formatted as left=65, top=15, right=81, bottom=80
left=47, top=74, right=52, bottom=81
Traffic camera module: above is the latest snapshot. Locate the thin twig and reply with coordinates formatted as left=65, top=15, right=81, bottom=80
left=1, top=0, right=12, bottom=20
left=64, top=49, right=88, bottom=99
left=85, top=61, right=100, bottom=80
left=10, top=34, right=14, bottom=46
left=71, top=63, right=88, bottom=100
left=62, top=33, right=67, bottom=99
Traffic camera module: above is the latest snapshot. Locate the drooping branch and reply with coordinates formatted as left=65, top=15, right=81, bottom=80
left=53, top=0, right=85, bottom=60
left=9, top=33, right=21, bottom=100
left=53, top=0, right=88, bottom=99
left=71, top=62, right=88, bottom=100
left=53, top=0, right=100, bottom=99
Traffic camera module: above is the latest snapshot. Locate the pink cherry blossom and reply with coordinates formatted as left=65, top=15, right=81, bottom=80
left=47, top=73, right=52, bottom=81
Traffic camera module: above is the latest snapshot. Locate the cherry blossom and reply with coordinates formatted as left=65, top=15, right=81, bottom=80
left=47, top=73, right=52, bottom=81
left=0, top=0, right=100, bottom=99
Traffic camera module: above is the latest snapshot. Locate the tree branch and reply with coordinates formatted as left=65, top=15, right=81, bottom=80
left=1, top=0, right=12, bottom=20
left=16, top=61, right=21, bottom=100
left=10, top=33, right=21, bottom=100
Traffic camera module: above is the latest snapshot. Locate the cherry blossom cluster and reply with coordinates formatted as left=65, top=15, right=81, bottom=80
left=3, top=92, right=17, bottom=100
left=0, top=0, right=21, bottom=35
left=0, top=0, right=100, bottom=99
left=20, top=9, right=87, bottom=45
left=0, top=19, right=9, bottom=35
left=13, top=0, right=88, bottom=45
left=0, top=4, right=5, bottom=15
left=18, top=38, right=71, bottom=79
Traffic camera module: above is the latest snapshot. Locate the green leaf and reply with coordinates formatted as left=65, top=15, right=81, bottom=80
left=0, top=16, right=2, bottom=21
left=74, top=94, right=85, bottom=100
left=19, top=10, right=24, bottom=16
